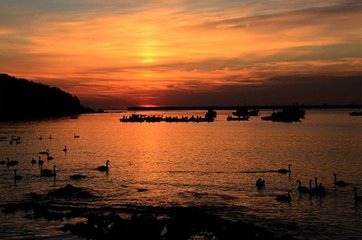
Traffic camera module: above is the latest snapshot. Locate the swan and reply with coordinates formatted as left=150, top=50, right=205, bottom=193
left=13, top=170, right=23, bottom=181
left=333, top=173, right=348, bottom=187
left=39, top=149, right=49, bottom=155
left=353, top=187, right=362, bottom=203
left=276, top=190, right=292, bottom=203
left=70, top=174, right=87, bottom=180
left=0, top=160, right=5, bottom=165
left=313, top=177, right=326, bottom=196
left=296, top=180, right=309, bottom=193
left=6, top=158, right=18, bottom=167
left=40, top=165, right=56, bottom=177
left=47, top=155, right=54, bottom=161
left=38, top=156, right=44, bottom=166
left=74, top=133, right=80, bottom=139
left=96, top=160, right=110, bottom=172
left=256, top=177, right=265, bottom=189
left=277, top=164, right=291, bottom=174
left=31, top=158, right=37, bottom=165
left=63, top=146, right=67, bottom=153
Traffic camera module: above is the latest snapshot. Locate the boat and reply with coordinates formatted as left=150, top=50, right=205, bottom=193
left=232, top=106, right=259, bottom=117
left=205, top=108, right=217, bottom=119
left=226, top=115, right=249, bottom=121
left=120, top=114, right=147, bottom=123
left=261, top=106, right=305, bottom=122
left=350, top=111, right=362, bottom=116
left=163, top=116, right=190, bottom=122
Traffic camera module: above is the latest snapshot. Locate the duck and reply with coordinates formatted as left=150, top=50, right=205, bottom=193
left=96, top=160, right=110, bottom=172
left=40, top=165, right=56, bottom=177
left=277, top=164, right=291, bottom=174
left=70, top=174, right=87, bottom=180
left=31, top=158, right=37, bottom=165
left=353, top=187, right=362, bottom=203
left=47, top=155, right=54, bottom=161
left=296, top=180, right=309, bottom=193
left=256, top=177, right=265, bottom=189
left=333, top=173, right=348, bottom=187
left=276, top=190, right=292, bottom=203
left=74, top=133, right=80, bottom=139
left=13, top=170, right=23, bottom=181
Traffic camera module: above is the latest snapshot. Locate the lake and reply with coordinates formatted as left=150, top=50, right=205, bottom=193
left=0, top=109, right=361, bottom=239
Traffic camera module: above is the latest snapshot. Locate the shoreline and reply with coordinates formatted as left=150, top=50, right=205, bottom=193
left=0, top=184, right=297, bottom=240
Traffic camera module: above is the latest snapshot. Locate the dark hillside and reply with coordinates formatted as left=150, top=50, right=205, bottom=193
left=0, top=74, right=94, bottom=121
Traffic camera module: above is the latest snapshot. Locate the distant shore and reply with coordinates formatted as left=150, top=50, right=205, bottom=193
left=127, top=104, right=361, bottom=111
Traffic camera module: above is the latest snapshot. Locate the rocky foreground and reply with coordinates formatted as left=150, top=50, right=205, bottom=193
left=1, top=184, right=297, bottom=240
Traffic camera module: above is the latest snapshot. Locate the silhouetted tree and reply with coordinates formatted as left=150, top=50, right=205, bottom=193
left=0, top=74, right=94, bottom=120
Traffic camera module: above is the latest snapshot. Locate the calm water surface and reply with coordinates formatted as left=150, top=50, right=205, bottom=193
left=0, top=109, right=361, bottom=239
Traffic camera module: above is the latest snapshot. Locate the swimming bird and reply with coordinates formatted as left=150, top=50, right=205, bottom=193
left=6, top=158, right=18, bottom=167
left=296, top=180, right=309, bottom=193
left=39, top=149, right=49, bottom=155
left=31, top=158, right=37, bottom=165
left=40, top=165, right=56, bottom=177
left=47, top=155, right=54, bottom=161
left=256, top=177, right=265, bottom=189
left=313, top=177, right=326, bottom=196
left=0, top=160, right=5, bottom=165
left=277, top=164, right=291, bottom=174
left=38, top=156, right=44, bottom=167
left=70, top=174, right=87, bottom=180
left=63, top=146, right=67, bottom=153
left=13, top=170, right=23, bottom=181
left=333, top=173, right=348, bottom=187
left=74, top=133, right=80, bottom=139
left=96, top=160, right=110, bottom=172
left=353, top=187, right=362, bottom=203
left=276, top=190, right=292, bottom=203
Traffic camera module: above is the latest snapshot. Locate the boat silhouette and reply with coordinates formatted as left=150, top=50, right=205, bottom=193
left=261, top=106, right=305, bottom=122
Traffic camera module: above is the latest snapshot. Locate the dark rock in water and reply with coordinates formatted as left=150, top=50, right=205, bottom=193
left=61, top=207, right=297, bottom=240
left=46, top=184, right=95, bottom=199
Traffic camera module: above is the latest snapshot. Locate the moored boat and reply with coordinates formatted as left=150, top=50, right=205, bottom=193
left=261, top=106, right=305, bottom=122
left=349, top=111, right=362, bottom=116
left=226, top=115, right=249, bottom=121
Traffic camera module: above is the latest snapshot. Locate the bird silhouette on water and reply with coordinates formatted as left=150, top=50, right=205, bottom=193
left=256, top=177, right=265, bottom=189
left=96, top=160, right=110, bottom=172
left=276, top=164, right=291, bottom=174
left=353, top=187, right=362, bottom=203
left=13, top=170, right=23, bottom=181
left=333, top=173, right=348, bottom=187
left=70, top=174, right=87, bottom=180
left=296, top=180, right=309, bottom=194
left=40, top=165, right=56, bottom=177
left=276, top=190, right=292, bottom=203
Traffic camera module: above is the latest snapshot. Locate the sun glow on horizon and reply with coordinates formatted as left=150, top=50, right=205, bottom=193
left=0, top=1, right=361, bottom=108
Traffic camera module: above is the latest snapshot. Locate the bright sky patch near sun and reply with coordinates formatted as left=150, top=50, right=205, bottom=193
left=0, top=0, right=361, bottom=108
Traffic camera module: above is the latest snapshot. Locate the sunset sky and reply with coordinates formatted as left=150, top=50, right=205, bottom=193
left=0, top=0, right=361, bottom=109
